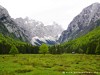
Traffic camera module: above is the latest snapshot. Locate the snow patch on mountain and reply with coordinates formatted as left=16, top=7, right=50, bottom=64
left=31, top=36, right=56, bottom=45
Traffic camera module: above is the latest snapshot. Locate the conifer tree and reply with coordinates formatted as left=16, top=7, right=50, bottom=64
left=95, top=44, right=100, bottom=54
left=9, top=45, right=19, bottom=56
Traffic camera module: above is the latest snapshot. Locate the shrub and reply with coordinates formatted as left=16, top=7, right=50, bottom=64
left=39, top=43, right=48, bottom=55
left=15, top=65, right=33, bottom=73
left=53, top=66, right=66, bottom=72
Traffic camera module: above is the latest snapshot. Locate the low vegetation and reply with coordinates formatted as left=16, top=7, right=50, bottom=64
left=0, top=54, right=100, bottom=75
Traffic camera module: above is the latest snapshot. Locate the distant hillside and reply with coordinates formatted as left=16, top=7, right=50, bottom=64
left=50, top=26, right=100, bottom=54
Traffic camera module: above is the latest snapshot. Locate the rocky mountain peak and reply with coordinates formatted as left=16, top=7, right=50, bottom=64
left=0, top=5, right=29, bottom=42
left=58, top=2, right=100, bottom=43
left=14, top=17, right=64, bottom=45
left=92, top=2, right=100, bottom=6
left=0, top=5, right=11, bottom=21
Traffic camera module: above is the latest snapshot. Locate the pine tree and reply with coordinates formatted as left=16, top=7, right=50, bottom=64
left=95, top=44, right=100, bottom=54
left=86, top=47, right=90, bottom=54
left=9, top=45, right=19, bottom=56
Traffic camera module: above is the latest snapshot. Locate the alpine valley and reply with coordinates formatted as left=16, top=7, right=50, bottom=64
left=0, top=2, right=100, bottom=54
left=0, top=2, right=100, bottom=75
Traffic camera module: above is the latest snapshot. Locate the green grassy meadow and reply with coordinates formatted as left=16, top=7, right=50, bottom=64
left=0, top=54, right=100, bottom=75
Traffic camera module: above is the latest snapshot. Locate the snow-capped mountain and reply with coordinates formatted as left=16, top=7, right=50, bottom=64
left=14, top=17, right=63, bottom=45
left=0, top=5, right=29, bottom=42
left=58, top=2, right=100, bottom=43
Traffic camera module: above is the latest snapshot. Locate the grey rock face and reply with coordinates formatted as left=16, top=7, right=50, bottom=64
left=0, top=5, right=63, bottom=45
left=0, top=5, right=29, bottom=42
left=59, top=2, right=100, bottom=43
left=14, top=17, right=63, bottom=45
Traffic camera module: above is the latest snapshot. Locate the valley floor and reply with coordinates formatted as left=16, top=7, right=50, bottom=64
left=0, top=54, right=100, bottom=75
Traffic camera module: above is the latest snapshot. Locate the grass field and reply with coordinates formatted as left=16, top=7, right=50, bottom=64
left=0, top=54, right=100, bottom=75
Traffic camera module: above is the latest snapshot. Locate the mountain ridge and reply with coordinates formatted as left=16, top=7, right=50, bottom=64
left=58, top=2, right=100, bottom=43
left=14, top=17, right=64, bottom=45
left=0, top=5, right=29, bottom=42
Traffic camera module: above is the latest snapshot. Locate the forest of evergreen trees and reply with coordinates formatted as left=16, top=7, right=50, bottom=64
left=0, top=33, right=39, bottom=54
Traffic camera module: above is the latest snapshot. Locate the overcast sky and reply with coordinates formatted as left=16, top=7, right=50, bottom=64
left=0, top=0, right=100, bottom=29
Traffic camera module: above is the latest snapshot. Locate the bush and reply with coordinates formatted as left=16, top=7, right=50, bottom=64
left=39, top=43, right=48, bottom=55
left=53, top=66, right=66, bottom=72
left=15, top=65, right=33, bottom=73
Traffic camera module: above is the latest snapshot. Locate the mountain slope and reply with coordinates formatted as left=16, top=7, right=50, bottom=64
left=0, top=33, right=39, bottom=54
left=59, top=2, right=100, bottom=43
left=62, top=26, right=100, bottom=54
left=0, top=5, right=29, bottom=42
left=50, top=25, right=100, bottom=54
